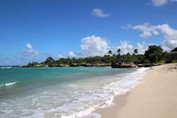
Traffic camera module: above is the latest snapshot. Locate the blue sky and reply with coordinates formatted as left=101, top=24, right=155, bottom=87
left=0, top=0, right=177, bottom=65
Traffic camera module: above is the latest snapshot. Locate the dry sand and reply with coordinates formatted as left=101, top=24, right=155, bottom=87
left=95, top=63, right=177, bottom=118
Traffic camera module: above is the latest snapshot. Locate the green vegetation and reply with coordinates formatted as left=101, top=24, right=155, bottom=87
left=163, top=52, right=177, bottom=63
left=144, top=45, right=163, bottom=63
left=24, top=45, right=177, bottom=67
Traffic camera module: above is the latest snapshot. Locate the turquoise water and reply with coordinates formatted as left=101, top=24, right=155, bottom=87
left=0, top=67, right=149, bottom=118
left=0, top=67, right=132, bottom=98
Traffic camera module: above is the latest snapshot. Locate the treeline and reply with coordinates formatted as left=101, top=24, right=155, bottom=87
left=26, top=45, right=177, bottom=67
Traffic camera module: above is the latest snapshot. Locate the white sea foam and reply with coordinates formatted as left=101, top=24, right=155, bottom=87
left=0, top=67, right=12, bottom=69
left=0, top=82, right=17, bottom=88
left=44, top=67, right=150, bottom=118
left=0, top=68, right=149, bottom=118
left=79, top=67, right=149, bottom=118
left=103, top=68, right=149, bottom=96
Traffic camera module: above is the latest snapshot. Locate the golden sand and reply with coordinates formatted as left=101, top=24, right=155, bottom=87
left=96, top=63, right=177, bottom=118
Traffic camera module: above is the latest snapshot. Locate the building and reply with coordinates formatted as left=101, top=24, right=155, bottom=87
left=117, top=59, right=127, bottom=64
left=171, top=47, right=177, bottom=53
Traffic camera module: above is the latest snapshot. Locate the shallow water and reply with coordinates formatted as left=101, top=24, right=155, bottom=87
left=0, top=67, right=149, bottom=118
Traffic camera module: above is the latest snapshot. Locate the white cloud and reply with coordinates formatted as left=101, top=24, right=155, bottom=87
left=124, top=23, right=177, bottom=51
left=20, top=43, right=38, bottom=58
left=26, top=43, right=32, bottom=49
left=152, top=0, right=168, bottom=6
left=117, top=41, right=146, bottom=54
left=65, top=35, right=147, bottom=57
left=151, top=0, right=177, bottom=6
left=157, top=24, right=177, bottom=50
left=26, top=49, right=38, bottom=56
left=140, top=31, right=152, bottom=38
left=68, top=51, right=77, bottom=58
left=58, top=54, right=63, bottom=58
left=136, top=42, right=147, bottom=54
left=91, top=8, right=110, bottom=18
left=80, top=35, right=110, bottom=56
left=117, top=41, right=134, bottom=54
left=115, top=41, right=147, bottom=55
left=124, top=23, right=159, bottom=38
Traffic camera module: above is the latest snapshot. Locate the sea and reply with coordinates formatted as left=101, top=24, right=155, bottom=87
left=0, top=66, right=149, bottom=118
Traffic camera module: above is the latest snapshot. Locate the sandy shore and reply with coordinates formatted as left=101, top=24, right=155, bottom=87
left=95, top=63, right=177, bottom=118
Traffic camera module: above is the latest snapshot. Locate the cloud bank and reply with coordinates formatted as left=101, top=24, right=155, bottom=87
left=124, top=23, right=177, bottom=50
left=151, top=0, right=177, bottom=6
left=111, top=41, right=147, bottom=55
left=66, top=35, right=147, bottom=58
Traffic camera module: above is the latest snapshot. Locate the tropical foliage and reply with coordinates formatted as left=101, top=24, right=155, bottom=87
left=25, top=45, right=177, bottom=67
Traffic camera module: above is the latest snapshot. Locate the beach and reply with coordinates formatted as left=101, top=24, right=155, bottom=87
left=95, top=63, right=177, bottom=118
left=1, top=64, right=177, bottom=118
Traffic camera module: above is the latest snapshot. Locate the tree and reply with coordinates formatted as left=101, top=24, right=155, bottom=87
left=144, top=45, right=163, bottom=63
left=44, top=57, right=55, bottom=65
left=135, top=54, right=145, bottom=64
left=108, top=50, right=112, bottom=56
left=133, top=49, right=138, bottom=63
left=46, top=57, right=54, bottom=62
left=133, top=49, right=138, bottom=55
left=117, top=48, right=121, bottom=55
left=27, top=62, right=39, bottom=67
left=125, top=52, right=132, bottom=62
left=164, top=52, right=177, bottom=63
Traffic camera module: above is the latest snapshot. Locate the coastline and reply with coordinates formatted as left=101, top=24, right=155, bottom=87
left=94, top=63, right=177, bottom=118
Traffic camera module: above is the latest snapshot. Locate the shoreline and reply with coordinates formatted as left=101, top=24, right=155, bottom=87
left=93, top=63, right=177, bottom=118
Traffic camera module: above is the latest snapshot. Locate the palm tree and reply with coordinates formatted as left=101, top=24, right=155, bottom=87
left=134, top=49, right=138, bottom=55
left=117, top=48, right=121, bottom=55
left=108, top=50, right=112, bottom=56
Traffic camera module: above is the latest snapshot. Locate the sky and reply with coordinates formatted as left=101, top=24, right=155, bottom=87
left=0, top=0, right=177, bottom=65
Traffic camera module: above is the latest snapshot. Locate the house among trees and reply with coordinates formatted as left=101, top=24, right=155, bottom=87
left=171, top=47, right=177, bottom=53
left=117, top=59, right=127, bottom=64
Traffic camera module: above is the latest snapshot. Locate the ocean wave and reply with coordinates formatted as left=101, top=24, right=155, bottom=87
left=70, top=67, right=150, bottom=118
left=0, top=68, right=149, bottom=118
left=0, top=67, right=12, bottom=69
left=44, top=67, right=150, bottom=118
left=103, top=67, right=150, bottom=96
left=0, top=82, right=17, bottom=88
